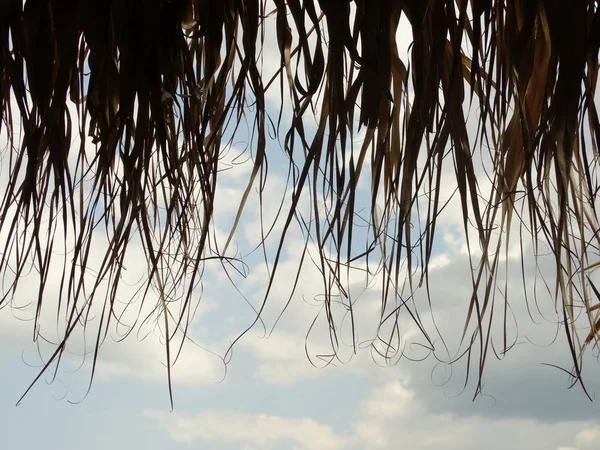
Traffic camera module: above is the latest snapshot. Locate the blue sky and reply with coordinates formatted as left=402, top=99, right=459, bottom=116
left=2, top=4, right=600, bottom=450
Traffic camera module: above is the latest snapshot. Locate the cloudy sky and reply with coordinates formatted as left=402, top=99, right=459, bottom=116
left=1, top=4, right=600, bottom=450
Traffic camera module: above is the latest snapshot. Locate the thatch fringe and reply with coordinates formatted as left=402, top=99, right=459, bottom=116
left=1, top=0, right=600, bottom=404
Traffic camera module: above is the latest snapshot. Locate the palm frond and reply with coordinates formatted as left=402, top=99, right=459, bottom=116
left=1, top=0, right=600, bottom=403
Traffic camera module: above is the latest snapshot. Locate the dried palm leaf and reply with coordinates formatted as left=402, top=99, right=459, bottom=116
left=1, top=0, right=600, bottom=405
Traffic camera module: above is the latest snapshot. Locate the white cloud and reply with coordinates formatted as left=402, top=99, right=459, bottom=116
left=360, top=381, right=413, bottom=420
left=238, top=329, right=347, bottom=385
left=145, top=372, right=598, bottom=450
left=354, top=380, right=415, bottom=448
left=144, top=409, right=351, bottom=450
left=91, top=331, right=225, bottom=386
left=574, top=427, right=600, bottom=450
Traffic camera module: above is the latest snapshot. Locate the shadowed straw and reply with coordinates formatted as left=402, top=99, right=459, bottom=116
left=1, top=0, right=600, bottom=406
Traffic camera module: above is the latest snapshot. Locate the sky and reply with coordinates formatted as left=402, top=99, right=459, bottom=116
left=1, top=4, right=600, bottom=450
